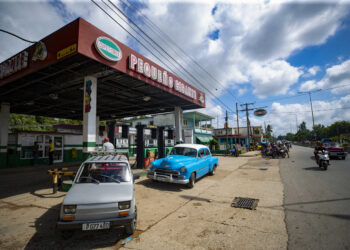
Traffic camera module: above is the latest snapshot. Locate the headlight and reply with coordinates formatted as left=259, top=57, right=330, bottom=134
left=180, top=167, right=186, bottom=173
left=118, top=201, right=131, bottom=210
left=63, top=205, right=76, bottom=214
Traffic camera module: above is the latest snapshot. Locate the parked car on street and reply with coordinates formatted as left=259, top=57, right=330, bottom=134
left=147, top=144, right=219, bottom=188
left=323, top=142, right=347, bottom=160
left=57, top=154, right=138, bottom=237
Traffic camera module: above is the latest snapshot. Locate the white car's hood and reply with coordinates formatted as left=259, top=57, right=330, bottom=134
left=63, top=183, right=133, bottom=205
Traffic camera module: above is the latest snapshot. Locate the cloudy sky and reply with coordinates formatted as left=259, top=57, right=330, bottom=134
left=1, top=0, right=350, bottom=135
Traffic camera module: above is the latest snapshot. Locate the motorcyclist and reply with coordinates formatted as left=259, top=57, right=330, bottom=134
left=314, top=142, right=325, bottom=164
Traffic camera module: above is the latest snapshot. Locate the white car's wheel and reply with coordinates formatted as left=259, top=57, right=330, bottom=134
left=125, top=207, right=137, bottom=235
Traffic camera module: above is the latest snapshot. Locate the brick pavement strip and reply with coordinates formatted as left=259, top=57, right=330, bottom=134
left=0, top=156, right=287, bottom=249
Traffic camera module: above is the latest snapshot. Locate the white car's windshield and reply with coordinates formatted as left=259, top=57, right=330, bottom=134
left=77, top=162, right=131, bottom=183
left=170, top=147, right=197, bottom=157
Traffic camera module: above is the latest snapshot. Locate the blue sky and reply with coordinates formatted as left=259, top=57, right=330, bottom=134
left=0, top=0, right=350, bottom=135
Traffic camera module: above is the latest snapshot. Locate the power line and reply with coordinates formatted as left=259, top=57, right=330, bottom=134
left=254, top=83, right=350, bottom=105
left=117, top=0, right=240, bottom=103
left=268, top=106, right=350, bottom=114
left=92, top=0, right=234, bottom=112
left=0, top=29, right=36, bottom=43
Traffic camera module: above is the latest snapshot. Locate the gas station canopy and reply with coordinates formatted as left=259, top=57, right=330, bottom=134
left=0, top=18, right=205, bottom=120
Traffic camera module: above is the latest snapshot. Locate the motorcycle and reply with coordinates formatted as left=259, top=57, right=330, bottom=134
left=316, top=150, right=330, bottom=170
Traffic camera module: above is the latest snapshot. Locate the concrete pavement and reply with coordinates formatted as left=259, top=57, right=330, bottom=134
left=0, top=155, right=287, bottom=249
left=121, top=156, right=287, bottom=249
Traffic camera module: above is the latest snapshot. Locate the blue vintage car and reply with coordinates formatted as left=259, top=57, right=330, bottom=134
left=147, top=144, right=219, bottom=188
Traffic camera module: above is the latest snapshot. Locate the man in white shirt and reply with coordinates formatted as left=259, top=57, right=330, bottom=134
left=103, top=137, right=115, bottom=152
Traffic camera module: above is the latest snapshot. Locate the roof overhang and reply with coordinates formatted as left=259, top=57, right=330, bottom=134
left=0, top=18, right=205, bottom=120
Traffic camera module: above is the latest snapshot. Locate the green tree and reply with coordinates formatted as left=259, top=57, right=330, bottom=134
left=265, top=124, right=272, bottom=140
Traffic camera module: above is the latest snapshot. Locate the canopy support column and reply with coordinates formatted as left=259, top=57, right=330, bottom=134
left=0, top=103, right=10, bottom=168
left=83, top=76, right=97, bottom=159
left=174, top=106, right=183, bottom=144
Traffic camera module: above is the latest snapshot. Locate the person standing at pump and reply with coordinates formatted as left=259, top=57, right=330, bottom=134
left=49, top=139, right=54, bottom=165
left=103, top=137, right=115, bottom=152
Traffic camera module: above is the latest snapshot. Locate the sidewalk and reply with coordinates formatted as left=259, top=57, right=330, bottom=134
left=122, top=156, right=287, bottom=250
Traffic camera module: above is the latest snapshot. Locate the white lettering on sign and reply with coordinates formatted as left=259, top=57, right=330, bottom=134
left=143, top=62, right=151, bottom=77
left=137, top=58, right=143, bottom=74
left=96, top=40, right=121, bottom=58
left=128, top=54, right=198, bottom=100
left=0, top=51, right=28, bottom=80
left=129, top=54, right=137, bottom=70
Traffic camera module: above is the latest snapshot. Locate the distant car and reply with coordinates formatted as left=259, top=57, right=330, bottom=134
left=147, top=144, right=219, bottom=188
left=321, top=138, right=332, bottom=144
left=323, top=142, right=347, bottom=160
left=57, top=154, right=138, bottom=237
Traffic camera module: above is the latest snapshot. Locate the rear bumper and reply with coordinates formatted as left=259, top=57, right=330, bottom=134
left=57, top=213, right=135, bottom=231
left=147, top=172, right=189, bottom=184
left=329, top=151, right=346, bottom=157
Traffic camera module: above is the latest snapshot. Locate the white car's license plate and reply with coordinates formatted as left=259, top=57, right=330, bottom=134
left=82, top=222, right=110, bottom=231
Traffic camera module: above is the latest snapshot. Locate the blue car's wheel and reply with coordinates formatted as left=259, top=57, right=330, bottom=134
left=209, top=165, right=216, bottom=175
left=187, top=172, right=195, bottom=188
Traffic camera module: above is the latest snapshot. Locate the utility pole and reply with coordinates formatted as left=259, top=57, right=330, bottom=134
left=225, top=110, right=229, bottom=154
left=298, top=90, right=320, bottom=136
left=240, top=103, right=255, bottom=151
left=236, top=102, right=240, bottom=135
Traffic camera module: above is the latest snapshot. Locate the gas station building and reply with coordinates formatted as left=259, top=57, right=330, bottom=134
left=0, top=18, right=206, bottom=168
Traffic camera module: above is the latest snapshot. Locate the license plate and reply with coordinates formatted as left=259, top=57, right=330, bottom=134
left=82, top=222, right=110, bottom=231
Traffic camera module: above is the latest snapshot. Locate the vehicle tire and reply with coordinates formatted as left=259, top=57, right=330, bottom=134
left=125, top=207, right=137, bottom=235
left=209, top=165, right=216, bottom=176
left=272, top=152, right=277, bottom=159
left=187, top=172, right=196, bottom=188
left=282, top=153, right=286, bottom=158
left=342, top=156, right=346, bottom=160
left=322, top=161, right=328, bottom=170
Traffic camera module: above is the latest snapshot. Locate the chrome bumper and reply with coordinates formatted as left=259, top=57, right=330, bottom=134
left=147, top=172, right=189, bottom=184
left=57, top=213, right=135, bottom=230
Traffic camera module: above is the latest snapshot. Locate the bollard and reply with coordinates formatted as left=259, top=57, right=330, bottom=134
left=48, top=168, right=76, bottom=194
left=53, top=174, right=58, bottom=194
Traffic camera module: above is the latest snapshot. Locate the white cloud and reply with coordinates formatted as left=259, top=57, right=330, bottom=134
left=303, top=65, right=321, bottom=77
left=249, top=60, right=302, bottom=97
left=0, top=1, right=65, bottom=61
left=242, top=2, right=348, bottom=62
left=0, top=0, right=129, bottom=62
left=254, top=95, right=350, bottom=135
left=299, top=59, right=350, bottom=94
left=238, top=87, right=248, bottom=96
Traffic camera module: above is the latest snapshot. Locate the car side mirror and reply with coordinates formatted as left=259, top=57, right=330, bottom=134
left=133, top=174, right=140, bottom=181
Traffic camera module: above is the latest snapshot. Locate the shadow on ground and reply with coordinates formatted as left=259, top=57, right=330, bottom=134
left=24, top=204, right=126, bottom=250
left=0, top=164, right=80, bottom=199
left=136, top=179, right=187, bottom=192
left=262, top=197, right=350, bottom=221
left=303, top=167, right=325, bottom=171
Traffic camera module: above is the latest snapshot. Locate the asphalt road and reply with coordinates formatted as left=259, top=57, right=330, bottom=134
left=280, top=145, right=350, bottom=250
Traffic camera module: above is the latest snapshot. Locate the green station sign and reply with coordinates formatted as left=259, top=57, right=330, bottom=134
left=254, top=109, right=267, bottom=117
left=95, top=36, right=122, bottom=62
